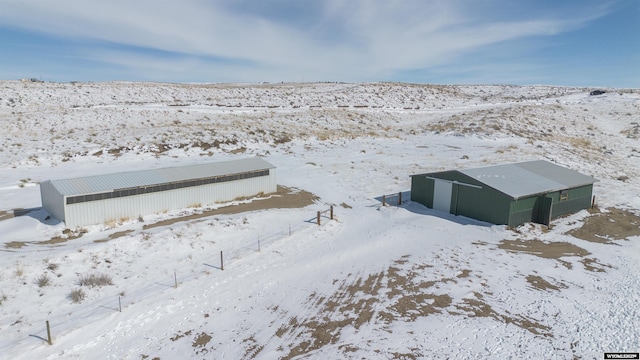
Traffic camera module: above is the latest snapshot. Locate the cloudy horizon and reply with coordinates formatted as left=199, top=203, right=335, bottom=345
left=0, top=0, right=638, bottom=87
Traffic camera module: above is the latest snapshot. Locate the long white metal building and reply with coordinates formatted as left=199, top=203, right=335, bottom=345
left=40, top=157, right=277, bottom=227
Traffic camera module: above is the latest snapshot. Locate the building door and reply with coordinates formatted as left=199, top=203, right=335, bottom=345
left=433, top=179, right=452, bottom=213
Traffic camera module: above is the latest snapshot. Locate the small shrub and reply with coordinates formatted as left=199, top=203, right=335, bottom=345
left=37, top=274, right=51, bottom=287
left=47, top=262, right=59, bottom=271
left=0, top=294, right=7, bottom=305
left=569, top=137, right=593, bottom=149
left=69, top=289, right=86, bottom=303
left=78, top=273, right=113, bottom=287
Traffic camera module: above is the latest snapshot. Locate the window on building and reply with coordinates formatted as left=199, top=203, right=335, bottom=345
left=560, top=190, right=569, bottom=201
left=65, top=168, right=270, bottom=205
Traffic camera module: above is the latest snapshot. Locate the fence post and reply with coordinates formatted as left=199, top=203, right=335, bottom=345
left=382, top=194, right=386, bottom=206
left=220, top=251, right=224, bottom=271
left=398, top=192, right=402, bottom=205
left=258, top=237, right=261, bottom=252
left=317, top=211, right=320, bottom=225
left=46, top=320, right=52, bottom=345
left=174, top=270, right=178, bottom=289
left=591, top=195, right=595, bottom=209
left=330, top=206, right=334, bottom=220
left=119, top=296, right=122, bottom=312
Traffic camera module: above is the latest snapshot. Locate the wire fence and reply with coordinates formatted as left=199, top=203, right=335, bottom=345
left=0, top=209, right=335, bottom=355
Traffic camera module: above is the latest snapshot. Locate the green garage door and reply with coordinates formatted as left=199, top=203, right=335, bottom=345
left=536, top=196, right=553, bottom=226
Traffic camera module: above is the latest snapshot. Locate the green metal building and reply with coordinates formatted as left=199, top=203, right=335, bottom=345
left=410, top=160, right=598, bottom=226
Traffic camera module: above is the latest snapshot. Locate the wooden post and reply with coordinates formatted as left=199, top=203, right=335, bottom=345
left=398, top=192, right=402, bottom=205
left=330, top=206, right=334, bottom=220
left=289, top=224, right=291, bottom=236
left=317, top=211, right=320, bottom=225
left=46, top=320, right=52, bottom=345
left=174, top=270, right=178, bottom=288
left=119, top=296, right=122, bottom=312
left=258, top=237, right=261, bottom=252
left=220, top=251, right=224, bottom=271
left=382, top=194, right=386, bottom=206
left=591, top=195, right=595, bottom=209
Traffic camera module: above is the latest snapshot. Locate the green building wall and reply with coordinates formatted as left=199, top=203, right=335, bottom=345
left=547, top=184, right=594, bottom=219
left=410, top=175, right=434, bottom=208
left=411, top=171, right=513, bottom=225
left=508, top=196, right=540, bottom=226
left=508, top=184, right=593, bottom=226
left=453, top=180, right=512, bottom=225
left=411, top=173, right=594, bottom=227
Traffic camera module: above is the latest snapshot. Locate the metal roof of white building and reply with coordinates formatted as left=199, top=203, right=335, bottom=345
left=459, top=160, right=598, bottom=199
left=46, top=157, right=275, bottom=196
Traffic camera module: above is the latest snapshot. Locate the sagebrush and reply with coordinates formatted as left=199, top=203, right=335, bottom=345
left=78, top=273, right=113, bottom=287
left=37, top=274, right=51, bottom=288
left=69, top=288, right=86, bottom=303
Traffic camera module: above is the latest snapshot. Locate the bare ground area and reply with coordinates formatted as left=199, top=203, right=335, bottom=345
left=481, top=206, right=640, bottom=272
left=141, top=185, right=318, bottom=230
left=497, top=239, right=590, bottom=269
left=567, top=207, right=640, bottom=243
left=526, top=274, right=567, bottom=291
left=234, top=254, right=552, bottom=359
left=495, top=238, right=613, bottom=272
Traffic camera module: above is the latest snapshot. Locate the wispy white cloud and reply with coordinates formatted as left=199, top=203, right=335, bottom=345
left=0, top=0, right=616, bottom=82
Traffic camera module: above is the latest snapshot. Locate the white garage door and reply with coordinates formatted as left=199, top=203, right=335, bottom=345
left=433, top=179, right=452, bottom=213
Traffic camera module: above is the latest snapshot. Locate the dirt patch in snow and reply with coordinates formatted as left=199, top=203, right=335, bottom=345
left=257, top=254, right=552, bottom=358
left=567, top=207, right=640, bottom=243
left=168, top=329, right=214, bottom=356
left=94, top=230, right=135, bottom=243
left=580, top=257, right=613, bottom=272
left=242, top=336, right=264, bottom=359
left=5, top=228, right=88, bottom=249
left=170, top=329, right=192, bottom=342
left=498, top=239, right=589, bottom=269
left=526, top=275, right=566, bottom=291
left=142, top=185, right=318, bottom=230
left=496, top=239, right=612, bottom=272
left=192, top=332, right=212, bottom=353
left=258, top=256, right=454, bottom=359
left=451, top=292, right=551, bottom=336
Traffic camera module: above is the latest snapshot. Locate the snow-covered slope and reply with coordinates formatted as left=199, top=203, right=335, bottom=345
left=0, top=81, right=639, bottom=359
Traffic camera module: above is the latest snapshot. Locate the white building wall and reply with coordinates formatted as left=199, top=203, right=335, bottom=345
left=40, top=180, right=66, bottom=223
left=63, top=172, right=276, bottom=227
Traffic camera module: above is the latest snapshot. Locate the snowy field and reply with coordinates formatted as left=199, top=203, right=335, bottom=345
left=0, top=81, right=639, bottom=359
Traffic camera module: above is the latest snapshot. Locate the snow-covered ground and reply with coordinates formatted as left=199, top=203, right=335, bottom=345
left=0, top=81, right=639, bottom=359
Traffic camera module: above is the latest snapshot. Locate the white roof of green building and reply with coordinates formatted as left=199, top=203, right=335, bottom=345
left=459, top=160, right=598, bottom=199
left=44, top=157, right=275, bottom=196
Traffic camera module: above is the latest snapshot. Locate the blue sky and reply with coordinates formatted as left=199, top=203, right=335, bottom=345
left=0, top=0, right=638, bottom=87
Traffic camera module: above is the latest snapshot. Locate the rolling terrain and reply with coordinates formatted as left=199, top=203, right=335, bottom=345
left=1, top=81, right=639, bottom=359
